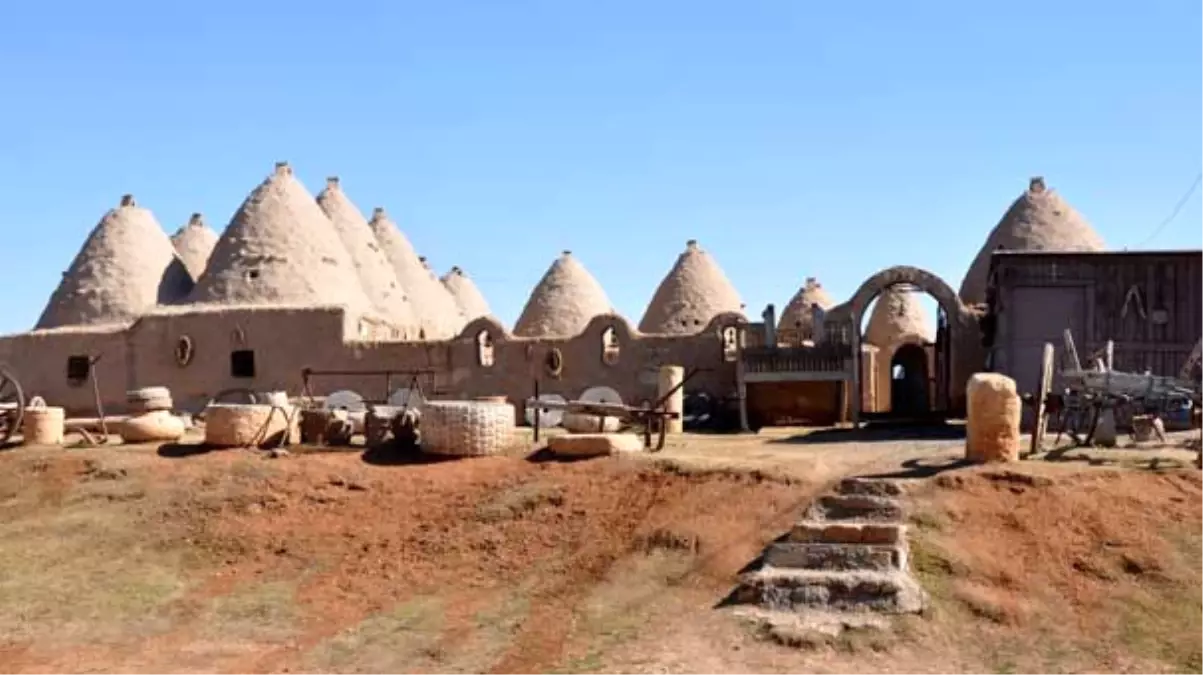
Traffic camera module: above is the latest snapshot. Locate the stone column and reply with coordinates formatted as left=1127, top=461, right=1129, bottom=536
left=658, top=365, right=685, bottom=434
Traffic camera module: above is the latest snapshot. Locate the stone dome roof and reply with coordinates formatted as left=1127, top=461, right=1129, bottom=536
left=316, top=177, right=419, bottom=334
left=863, top=285, right=934, bottom=348
left=367, top=207, right=465, bottom=339
left=960, top=177, right=1106, bottom=305
left=37, top=194, right=193, bottom=329
left=513, top=251, right=614, bottom=339
left=638, top=240, right=744, bottom=335
left=777, top=277, right=835, bottom=341
left=188, top=162, right=373, bottom=315
left=441, top=266, right=492, bottom=323
left=170, top=213, right=219, bottom=282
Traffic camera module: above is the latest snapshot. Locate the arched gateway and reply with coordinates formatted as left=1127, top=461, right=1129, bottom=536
left=822, top=266, right=976, bottom=425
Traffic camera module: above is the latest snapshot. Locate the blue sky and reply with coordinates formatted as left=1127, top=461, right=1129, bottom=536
left=1, top=0, right=1199, bottom=336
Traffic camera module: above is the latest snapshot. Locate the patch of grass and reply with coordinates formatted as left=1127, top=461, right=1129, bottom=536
left=910, top=508, right=950, bottom=532
left=474, top=481, right=564, bottom=523
left=0, top=502, right=190, bottom=642
left=1112, top=586, right=1203, bottom=671
left=551, top=650, right=604, bottom=674
left=554, top=549, right=695, bottom=671
left=304, top=595, right=446, bottom=673
left=202, top=580, right=300, bottom=643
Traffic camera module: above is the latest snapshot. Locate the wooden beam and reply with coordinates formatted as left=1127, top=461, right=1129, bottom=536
left=743, top=371, right=850, bottom=383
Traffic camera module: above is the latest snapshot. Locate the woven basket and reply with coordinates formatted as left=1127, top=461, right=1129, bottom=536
left=119, top=410, right=186, bottom=444
left=204, top=403, right=298, bottom=448
left=422, top=400, right=515, bottom=457
left=127, top=386, right=173, bottom=413
left=23, top=406, right=65, bottom=446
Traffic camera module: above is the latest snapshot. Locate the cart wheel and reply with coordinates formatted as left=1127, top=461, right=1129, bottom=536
left=643, top=414, right=668, bottom=453
left=1029, top=342, right=1054, bottom=456
left=0, top=364, right=25, bottom=445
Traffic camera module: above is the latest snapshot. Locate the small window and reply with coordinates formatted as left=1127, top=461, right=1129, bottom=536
left=476, top=330, right=495, bottom=367
left=601, top=326, right=620, bottom=365
left=66, top=355, right=90, bottom=384
left=230, top=350, right=256, bottom=378
left=721, top=327, right=740, bottom=362
left=545, top=348, right=564, bottom=378
left=175, top=336, right=194, bottom=367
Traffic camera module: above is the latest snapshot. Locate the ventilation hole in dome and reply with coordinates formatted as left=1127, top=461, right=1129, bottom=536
left=246, top=270, right=260, bottom=281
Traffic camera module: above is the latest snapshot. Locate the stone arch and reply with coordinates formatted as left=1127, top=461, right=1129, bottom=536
left=840, top=266, right=967, bottom=329
left=825, top=266, right=971, bottom=425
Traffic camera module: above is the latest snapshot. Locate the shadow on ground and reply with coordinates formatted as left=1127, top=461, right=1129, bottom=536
left=360, top=445, right=462, bottom=467
left=157, top=442, right=217, bottom=458
left=856, top=456, right=976, bottom=480
left=1041, top=445, right=1193, bottom=471
left=768, top=423, right=966, bottom=446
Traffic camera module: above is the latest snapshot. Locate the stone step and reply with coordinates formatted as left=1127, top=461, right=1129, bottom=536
left=733, top=607, right=889, bottom=640
left=786, top=521, right=907, bottom=546
left=733, top=568, right=927, bottom=614
left=763, top=542, right=907, bottom=572
left=805, top=494, right=904, bottom=522
left=837, top=477, right=903, bottom=497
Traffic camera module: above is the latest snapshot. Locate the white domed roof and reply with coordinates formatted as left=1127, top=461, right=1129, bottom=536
left=37, top=194, right=192, bottom=329
left=513, top=251, right=614, bottom=339
left=189, top=162, right=374, bottom=315
left=639, top=240, right=743, bottom=335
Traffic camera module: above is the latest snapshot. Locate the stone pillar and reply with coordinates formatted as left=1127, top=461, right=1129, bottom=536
left=965, top=373, right=1020, bottom=463
left=658, top=365, right=685, bottom=434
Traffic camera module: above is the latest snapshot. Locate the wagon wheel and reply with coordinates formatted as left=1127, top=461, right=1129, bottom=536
left=1029, top=343, right=1055, bottom=456
left=0, top=364, right=26, bottom=445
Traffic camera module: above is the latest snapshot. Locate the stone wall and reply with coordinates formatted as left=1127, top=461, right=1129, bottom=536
left=0, top=306, right=747, bottom=419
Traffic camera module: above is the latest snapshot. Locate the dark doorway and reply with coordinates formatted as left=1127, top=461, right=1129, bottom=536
left=890, top=343, right=930, bottom=416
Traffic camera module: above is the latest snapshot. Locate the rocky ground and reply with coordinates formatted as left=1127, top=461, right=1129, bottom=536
left=0, top=427, right=1198, bottom=673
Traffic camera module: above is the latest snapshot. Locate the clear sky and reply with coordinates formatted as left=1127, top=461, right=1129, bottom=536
left=1, top=0, right=1199, bottom=337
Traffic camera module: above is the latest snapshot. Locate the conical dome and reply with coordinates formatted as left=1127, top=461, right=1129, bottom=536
left=441, top=266, right=492, bottom=323
left=777, top=277, right=835, bottom=342
left=368, top=208, right=465, bottom=339
left=189, top=162, right=373, bottom=315
left=170, top=213, right=219, bottom=282
left=960, top=177, right=1105, bottom=305
left=316, top=177, right=419, bottom=332
left=513, top=251, right=614, bottom=339
left=37, top=195, right=193, bottom=329
left=864, top=286, right=934, bottom=348
left=638, top=240, right=744, bottom=335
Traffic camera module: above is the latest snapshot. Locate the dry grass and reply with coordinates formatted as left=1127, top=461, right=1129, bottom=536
left=0, top=437, right=1199, bottom=674
left=901, top=466, right=1203, bottom=674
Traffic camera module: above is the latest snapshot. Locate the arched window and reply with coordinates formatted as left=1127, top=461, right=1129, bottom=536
left=476, top=330, right=495, bottom=367
left=601, top=326, right=620, bottom=365
left=721, top=326, right=740, bottom=362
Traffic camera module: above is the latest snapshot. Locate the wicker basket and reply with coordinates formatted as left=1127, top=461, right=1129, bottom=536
left=127, top=386, right=174, bottom=413
left=119, top=410, right=186, bottom=444
left=23, top=406, right=65, bottom=446
left=422, top=400, right=515, bottom=457
left=204, top=403, right=298, bottom=448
